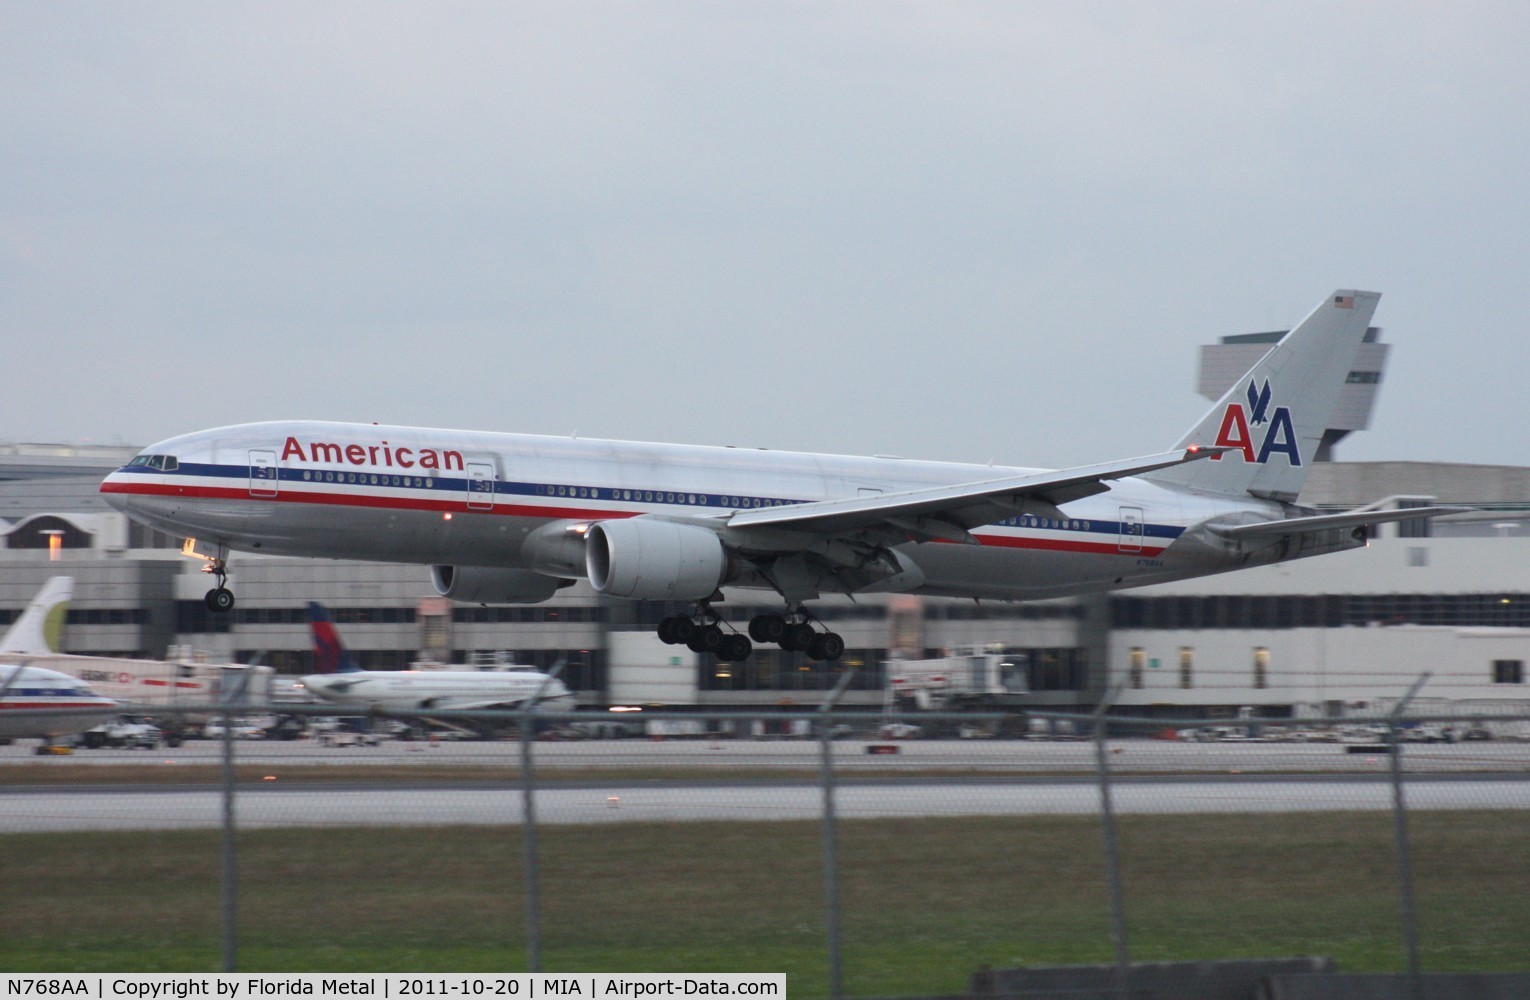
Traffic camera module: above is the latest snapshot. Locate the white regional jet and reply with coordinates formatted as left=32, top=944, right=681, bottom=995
left=101, top=290, right=1459, bottom=663
left=300, top=601, right=575, bottom=713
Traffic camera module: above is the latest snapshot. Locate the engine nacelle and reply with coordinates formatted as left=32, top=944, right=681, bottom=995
left=585, top=518, right=728, bottom=600
left=430, top=565, right=571, bottom=604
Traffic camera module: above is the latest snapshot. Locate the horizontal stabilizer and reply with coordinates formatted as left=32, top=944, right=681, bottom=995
left=1209, top=505, right=1470, bottom=539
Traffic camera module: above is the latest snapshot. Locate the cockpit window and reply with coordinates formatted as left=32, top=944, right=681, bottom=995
left=127, top=454, right=179, bottom=471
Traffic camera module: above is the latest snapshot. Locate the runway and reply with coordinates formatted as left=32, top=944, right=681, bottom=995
left=3, top=734, right=1527, bottom=832
left=3, top=772, right=1527, bottom=833
left=5, top=733, right=1530, bottom=773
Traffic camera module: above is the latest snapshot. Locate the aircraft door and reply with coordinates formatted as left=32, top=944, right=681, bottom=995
left=249, top=450, right=279, bottom=498
left=467, top=462, right=495, bottom=510
left=1118, top=506, right=1144, bottom=553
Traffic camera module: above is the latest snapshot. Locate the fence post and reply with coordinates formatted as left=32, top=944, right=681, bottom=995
left=1092, top=681, right=1131, bottom=1000
left=218, top=694, right=238, bottom=971
left=820, top=666, right=858, bottom=1000
left=520, top=662, right=567, bottom=973
left=1388, top=672, right=1430, bottom=1000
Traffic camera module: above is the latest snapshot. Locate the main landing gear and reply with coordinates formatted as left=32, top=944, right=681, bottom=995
left=203, top=557, right=235, bottom=613
left=748, top=610, right=845, bottom=662
left=655, top=604, right=845, bottom=663
left=657, top=603, right=752, bottom=662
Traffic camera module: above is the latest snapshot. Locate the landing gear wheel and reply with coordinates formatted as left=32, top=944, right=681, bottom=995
left=749, top=613, right=788, bottom=644
left=657, top=615, right=686, bottom=644
left=205, top=587, right=235, bottom=613
left=687, top=623, right=724, bottom=654
left=808, top=631, right=845, bottom=661
left=781, top=622, right=816, bottom=652
left=719, top=634, right=753, bottom=662
left=669, top=616, right=697, bottom=644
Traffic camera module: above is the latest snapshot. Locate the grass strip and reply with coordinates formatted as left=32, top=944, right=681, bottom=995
left=1, top=812, right=1525, bottom=996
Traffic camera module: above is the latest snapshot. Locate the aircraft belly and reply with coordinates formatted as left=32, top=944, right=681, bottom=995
left=910, top=532, right=1255, bottom=600
left=0, top=710, right=115, bottom=739
left=155, top=496, right=539, bottom=566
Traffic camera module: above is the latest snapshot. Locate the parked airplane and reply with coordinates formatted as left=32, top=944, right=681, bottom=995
left=101, top=290, right=1460, bottom=663
left=300, top=602, right=575, bottom=713
left=0, top=581, right=119, bottom=742
left=0, top=663, right=120, bottom=743
left=0, top=663, right=117, bottom=749
left=0, top=576, right=272, bottom=719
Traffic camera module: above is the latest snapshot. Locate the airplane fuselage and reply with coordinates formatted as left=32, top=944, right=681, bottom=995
left=300, top=668, right=576, bottom=713
left=101, top=420, right=1353, bottom=603
left=0, top=663, right=120, bottom=740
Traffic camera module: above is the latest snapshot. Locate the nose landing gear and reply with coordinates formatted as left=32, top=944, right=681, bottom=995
left=202, top=557, right=235, bottom=613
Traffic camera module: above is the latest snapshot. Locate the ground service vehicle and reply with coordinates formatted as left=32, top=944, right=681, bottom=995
left=888, top=644, right=1030, bottom=710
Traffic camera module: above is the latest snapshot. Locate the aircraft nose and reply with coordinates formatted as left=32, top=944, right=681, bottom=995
left=99, top=468, right=146, bottom=514
left=99, top=473, right=130, bottom=511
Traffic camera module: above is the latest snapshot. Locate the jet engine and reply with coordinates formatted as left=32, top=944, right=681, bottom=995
left=585, top=518, right=728, bottom=600
left=430, top=565, right=571, bottom=604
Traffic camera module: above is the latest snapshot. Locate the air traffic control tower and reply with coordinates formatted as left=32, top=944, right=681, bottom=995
left=1197, top=326, right=1389, bottom=462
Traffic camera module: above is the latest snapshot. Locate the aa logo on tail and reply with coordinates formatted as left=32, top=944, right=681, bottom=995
left=1210, top=379, right=1301, bottom=465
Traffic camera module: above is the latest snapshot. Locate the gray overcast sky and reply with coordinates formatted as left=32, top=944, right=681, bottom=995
left=4, top=2, right=1528, bottom=470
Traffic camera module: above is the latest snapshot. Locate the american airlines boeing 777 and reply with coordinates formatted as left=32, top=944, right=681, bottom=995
left=101, top=290, right=1459, bottom=662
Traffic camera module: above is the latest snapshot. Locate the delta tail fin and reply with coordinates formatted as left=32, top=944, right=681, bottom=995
left=1144, top=290, right=1379, bottom=501
left=307, top=601, right=361, bottom=674
left=0, top=576, right=74, bottom=655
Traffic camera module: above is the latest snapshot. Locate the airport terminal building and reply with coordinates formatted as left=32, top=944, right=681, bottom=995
left=4, top=328, right=1529, bottom=717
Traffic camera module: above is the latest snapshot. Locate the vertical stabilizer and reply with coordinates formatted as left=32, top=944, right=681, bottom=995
left=1145, top=290, right=1379, bottom=501
left=307, top=601, right=361, bottom=673
left=0, top=576, right=74, bottom=655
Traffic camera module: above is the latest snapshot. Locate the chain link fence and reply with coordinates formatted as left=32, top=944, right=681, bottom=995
left=2, top=703, right=1528, bottom=997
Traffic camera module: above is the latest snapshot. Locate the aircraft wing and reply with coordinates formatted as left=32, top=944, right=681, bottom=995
left=724, top=447, right=1226, bottom=544
left=1209, top=506, right=1471, bottom=539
